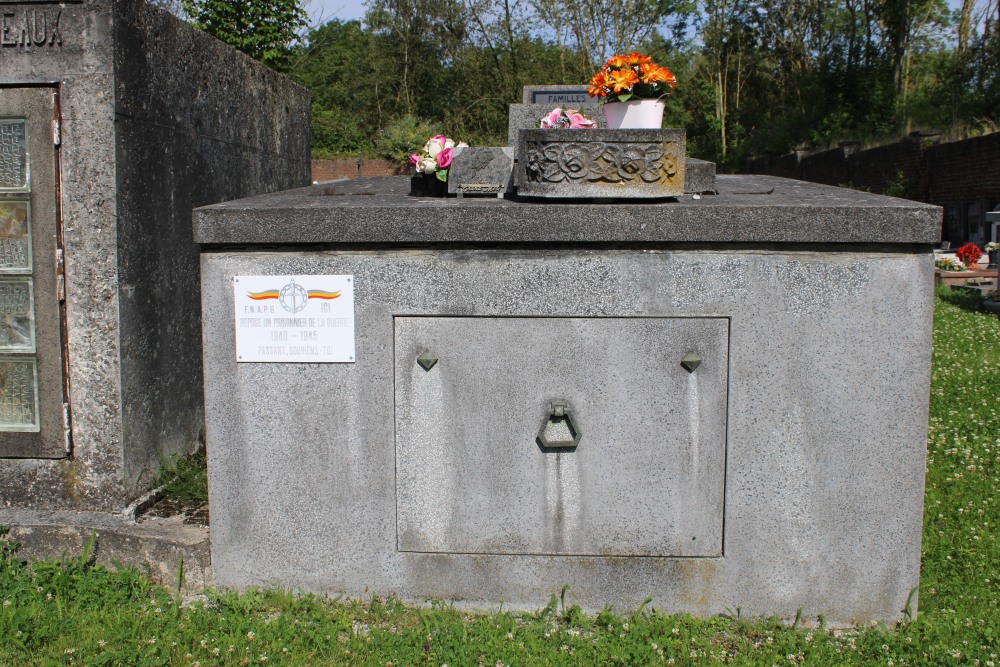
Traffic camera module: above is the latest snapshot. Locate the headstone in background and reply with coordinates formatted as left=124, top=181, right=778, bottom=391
left=986, top=205, right=999, bottom=244
left=0, top=0, right=310, bottom=511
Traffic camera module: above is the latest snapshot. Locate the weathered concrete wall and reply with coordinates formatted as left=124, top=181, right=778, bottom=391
left=0, top=0, right=311, bottom=511
left=112, top=0, right=311, bottom=498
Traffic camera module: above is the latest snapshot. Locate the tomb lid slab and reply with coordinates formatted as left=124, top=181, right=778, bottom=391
left=193, top=174, right=942, bottom=246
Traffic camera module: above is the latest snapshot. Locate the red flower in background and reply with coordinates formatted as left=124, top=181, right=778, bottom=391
left=955, top=243, right=983, bottom=268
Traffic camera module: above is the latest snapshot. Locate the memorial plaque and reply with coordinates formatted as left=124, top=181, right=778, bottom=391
left=0, top=201, right=32, bottom=272
left=0, top=358, right=39, bottom=431
left=523, top=85, right=591, bottom=105
left=447, top=147, right=514, bottom=197
left=0, top=120, right=28, bottom=191
left=233, top=275, right=355, bottom=363
left=0, top=279, right=34, bottom=351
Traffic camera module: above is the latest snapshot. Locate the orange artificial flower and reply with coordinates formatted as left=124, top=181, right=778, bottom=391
left=608, top=67, right=639, bottom=93
left=625, top=52, right=652, bottom=66
left=660, top=67, right=678, bottom=88
left=606, top=55, right=628, bottom=69
left=587, top=71, right=608, bottom=97
left=640, top=63, right=677, bottom=88
left=588, top=52, right=677, bottom=101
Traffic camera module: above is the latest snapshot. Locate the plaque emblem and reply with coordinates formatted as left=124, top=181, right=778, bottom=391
left=245, top=280, right=342, bottom=311
left=279, top=279, right=309, bottom=313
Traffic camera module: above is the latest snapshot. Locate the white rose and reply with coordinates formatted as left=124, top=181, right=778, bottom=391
left=419, top=156, right=437, bottom=174
left=425, top=138, right=443, bottom=158
left=444, top=138, right=455, bottom=149
left=456, top=141, right=469, bottom=148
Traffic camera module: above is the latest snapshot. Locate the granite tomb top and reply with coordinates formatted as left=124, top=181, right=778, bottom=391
left=193, top=174, right=941, bottom=246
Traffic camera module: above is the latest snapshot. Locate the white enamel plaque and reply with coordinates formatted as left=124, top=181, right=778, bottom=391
left=233, top=275, right=355, bottom=363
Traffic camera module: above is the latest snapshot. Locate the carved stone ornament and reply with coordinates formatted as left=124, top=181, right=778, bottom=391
left=516, top=129, right=686, bottom=199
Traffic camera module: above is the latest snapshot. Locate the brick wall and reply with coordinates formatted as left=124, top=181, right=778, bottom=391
left=925, top=134, right=1000, bottom=205
left=744, top=133, right=1000, bottom=244
left=311, top=158, right=406, bottom=182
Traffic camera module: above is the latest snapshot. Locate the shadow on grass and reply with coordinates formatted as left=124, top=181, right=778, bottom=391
left=935, top=283, right=985, bottom=314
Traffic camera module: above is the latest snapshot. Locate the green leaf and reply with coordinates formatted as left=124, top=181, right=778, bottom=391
left=435, top=168, right=448, bottom=182
left=618, top=92, right=633, bottom=102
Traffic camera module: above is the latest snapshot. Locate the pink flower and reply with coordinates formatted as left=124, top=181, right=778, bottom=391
left=542, top=108, right=563, bottom=128
left=432, top=134, right=447, bottom=146
left=409, top=153, right=421, bottom=166
left=568, top=112, right=595, bottom=128
left=436, top=147, right=453, bottom=169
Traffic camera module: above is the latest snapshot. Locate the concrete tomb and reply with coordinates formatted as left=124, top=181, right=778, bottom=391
left=0, top=0, right=310, bottom=512
left=196, top=174, right=939, bottom=625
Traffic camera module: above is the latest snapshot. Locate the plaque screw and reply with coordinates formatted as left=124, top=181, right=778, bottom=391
left=681, top=352, right=702, bottom=372
left=416, top=351, right=438, bottom=371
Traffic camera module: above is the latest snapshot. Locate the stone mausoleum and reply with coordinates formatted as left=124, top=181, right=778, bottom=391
left=0, top=0, right=310, bottom=512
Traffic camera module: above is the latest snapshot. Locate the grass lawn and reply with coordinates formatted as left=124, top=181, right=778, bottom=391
left=1, top=286, right=997, bottom=666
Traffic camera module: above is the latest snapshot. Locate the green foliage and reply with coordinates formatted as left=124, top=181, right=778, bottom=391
left=277, top=0, right=999, bottom=165
left=373, top=114, right=440, bottom=166
left=0, top=295, right=997, bottom=665
left=311, top=105, right=373, bottom=158
left=156, top=447, right=208, bottom=503
left=883, top=168, right=918, bottom=200
left=182, top=0, right=307, bottom=69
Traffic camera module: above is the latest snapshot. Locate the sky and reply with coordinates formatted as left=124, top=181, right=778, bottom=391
left=304, top=0, right=368, bottom=28
left=300, top=0, right=974, bottom=35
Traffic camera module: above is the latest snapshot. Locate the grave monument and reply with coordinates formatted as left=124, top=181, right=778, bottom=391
left=449, top=85, right=716, bottom=197
left=0, top=0, right=310, bottom=512
left=196, top=170, right=939, bottom=624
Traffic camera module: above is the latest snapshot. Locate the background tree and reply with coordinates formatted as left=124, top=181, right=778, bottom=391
left=181, top=0, right=308, bottom=69
left=529, top=0, right=694, bottom=69
left=269, top=0, right=999, bottom=166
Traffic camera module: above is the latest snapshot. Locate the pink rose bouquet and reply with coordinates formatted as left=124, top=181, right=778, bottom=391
left=539, top=108, right=596, bottom=129
left=409, top=134, right=468, bottom=182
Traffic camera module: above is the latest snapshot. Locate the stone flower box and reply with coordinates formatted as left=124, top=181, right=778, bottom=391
left=516, top=128, right=686, bottom=199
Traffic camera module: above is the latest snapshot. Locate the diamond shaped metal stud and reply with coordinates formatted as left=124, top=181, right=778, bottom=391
left=416, top=351, right=438, bottom=371
left=681, top=352, right=702, bottom=373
